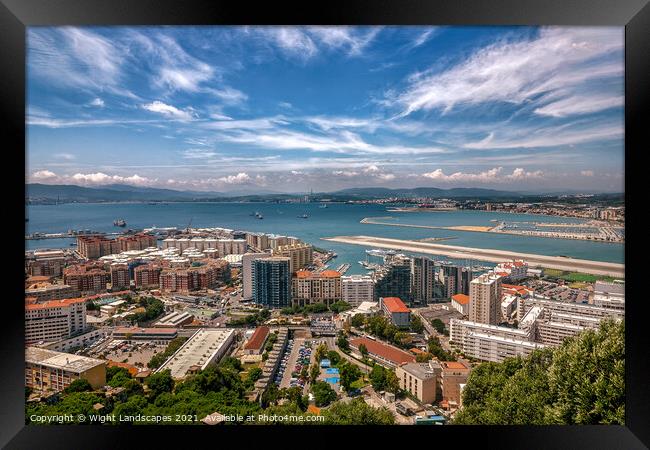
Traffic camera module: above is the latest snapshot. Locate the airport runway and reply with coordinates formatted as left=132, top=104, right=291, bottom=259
left=322, top=235, right=625, bottom=278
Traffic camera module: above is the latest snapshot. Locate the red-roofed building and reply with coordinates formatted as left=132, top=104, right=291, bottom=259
left=113, top=327, right=178, bottom=343
left=292, top=270, right=341, bottom=307
left=349, top=337, right=415, bottom=368
left=379, top=297, right=411, bottom=327
left=25, top=298, right=87, bottom=344
left=451, top=294, right=470, bottom=315
left=243, top=326, right=270, bottom=355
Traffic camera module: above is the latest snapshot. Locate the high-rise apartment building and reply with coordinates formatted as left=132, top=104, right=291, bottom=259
left=468, top=271, right=503, bottom=325
left=272, top=243, right=313, bottom=274
left=76, top=235, right=121, bottom=259
left=292, top=270, right=341, bottom=307
left=341, top=275, right=374, bottom=306
left=134, top=263, right=162, bottom=289
left=242, top=253, right=268, bottom=300
left=110, top=263, right=130, bottom=290
left=63, top=263, right=110, bottom=294
left=374, top=259, right=411, bottom=304
left=411, top=256, right=435, bottom=305
left=25, top=298, right=87, bottom=344
left=252, top=257, right=291, bottom=308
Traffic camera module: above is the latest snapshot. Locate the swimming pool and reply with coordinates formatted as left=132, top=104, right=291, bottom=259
left=325, top=368, right=339, bottom=375
left=324, top=377, right=340, bottom=384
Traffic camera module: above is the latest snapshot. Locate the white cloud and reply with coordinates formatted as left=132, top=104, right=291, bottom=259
left=53, top=153, right=75, bottom=160
left=422, top=167, right=543, bottom=183
left=182, top=148, right=218, bottom=159
left=31, top=170, right=57, bottom=179
left=533, top=93, right=623, bottom=117
left=218, top=172, right=252, bottom=184
left=307, top=27, right=381, bottom=56
left=464, top=121, right=622, bottom=149
left=70, top=172, right=155, bottom=186
left=89, top=97, right=105, bottom=107
left=142, top=101, right=195, bottom=121
left=394, top=27, right=623, bottom=117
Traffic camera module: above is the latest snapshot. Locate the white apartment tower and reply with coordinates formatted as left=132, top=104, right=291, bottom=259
left=469, top=271, right=503, bottom=325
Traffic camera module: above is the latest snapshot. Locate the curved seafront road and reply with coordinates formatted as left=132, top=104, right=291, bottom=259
left=321, top=235, right=625, bottom=278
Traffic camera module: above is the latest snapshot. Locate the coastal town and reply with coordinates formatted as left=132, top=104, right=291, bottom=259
left=25, top=216, right=624, bottom=425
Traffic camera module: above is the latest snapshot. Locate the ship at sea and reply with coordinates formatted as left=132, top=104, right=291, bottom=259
left=254, top=212, right=264, bottom=219
left=113, top=219, right=126, bottom=227
left=298, top=213, right=309, bottom=219
left=319, top=204, right=328, bottom=208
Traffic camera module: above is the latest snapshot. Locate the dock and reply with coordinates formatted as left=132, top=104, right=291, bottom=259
left=335, top=263, right=351, bottom=275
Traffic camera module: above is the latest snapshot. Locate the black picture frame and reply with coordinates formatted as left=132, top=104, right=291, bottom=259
left=2, top=0, right=648, bottom=448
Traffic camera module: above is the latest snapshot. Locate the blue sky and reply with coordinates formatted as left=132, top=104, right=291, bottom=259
left=27, top=26, right=624, bottom=193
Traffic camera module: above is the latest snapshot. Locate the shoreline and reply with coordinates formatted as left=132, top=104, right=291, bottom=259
left=322, top=235, right=625, bottom=278
left=360, top=218, right=624, bottom=244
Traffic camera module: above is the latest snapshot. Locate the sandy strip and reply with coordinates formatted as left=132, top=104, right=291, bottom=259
left=321, top=235, right=624, bottom=278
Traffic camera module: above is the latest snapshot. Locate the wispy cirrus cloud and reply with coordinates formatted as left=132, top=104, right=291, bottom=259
left=392, top=27, right=623, bottom=118
left=142, top=101, right=196, bottom=121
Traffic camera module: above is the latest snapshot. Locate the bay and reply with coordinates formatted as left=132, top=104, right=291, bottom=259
left=25, top=202, right=624, bottom=275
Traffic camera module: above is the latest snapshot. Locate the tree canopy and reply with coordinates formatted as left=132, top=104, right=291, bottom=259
left=453, top=319, right=624, bottom=425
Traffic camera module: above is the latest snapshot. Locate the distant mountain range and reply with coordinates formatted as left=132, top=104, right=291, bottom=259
left=25, top=183, right=622, bottom=204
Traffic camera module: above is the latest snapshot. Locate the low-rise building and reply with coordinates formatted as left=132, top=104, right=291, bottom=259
left=156, top=328, right=236, bottom=379
left=349, top=337, right=416, bottom=368
left=440, top=360, right=471, bottom=406
left=25, top=283, right=79, bottom=302
left=154, top=311, right=194, bottom=328
left=25, top=347, right=106, bottom=392
left=451, top=294, right=469, bottom=316
left=112, top=327, right=179, bottom=343
left=396, top=362, right=437, bottom=404
left=379, top=297, right=411, bottom=328
left=243, top=326, right=270, bottom=355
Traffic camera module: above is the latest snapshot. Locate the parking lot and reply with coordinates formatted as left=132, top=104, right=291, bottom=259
left=277, top=337, right=315, bottom=392
left=89, top=339, right=167, bottom=367
left=523, top=279, right=591, bottom=303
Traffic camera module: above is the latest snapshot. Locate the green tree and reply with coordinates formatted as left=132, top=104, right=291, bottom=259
left=453, top=319, right=625, bottom=425
left=322, top=398, right=394, bottom=425
left=145, top=370, right=174, bottom=399
left=309, top=363, right=320, bottom=383
left=431, top=318, right=445, bottom=334
left=63, top=378, right=93, bottom=394
left=315, top=343, right=328, bottom=362
left=339, top=362, right=362, bottom=392
left=336, top=332, right=350, bottom=352
left=329, top=301, right=352, bottom=314
left=247, top=367, right=263, bottom=383
left=410, top=315, right=424, bottom=334
left=311, top=381, right=337, bottom=407
left=326, top=350, right=341, bottom=366
left=350, top=314, right=365, bottom=329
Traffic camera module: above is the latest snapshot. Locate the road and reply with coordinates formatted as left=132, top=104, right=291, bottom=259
left=322, top=235, right=625, bottom=278
left=411, top=308, right=455, bottom=354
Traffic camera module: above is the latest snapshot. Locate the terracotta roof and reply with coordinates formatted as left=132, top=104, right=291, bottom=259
left=106, top=360, right=139, bottom=376
left=350, top=337, right=415, bottom=365
left=244, top=326, right=270, bottom=350
left=295, top=270, right=312, bottom=278
left=320, top=270, right=341, bottom=278
left=409, top=347, right=425, bottom=355
left=442, top=361, right=469, bottom=371
left=25, top=297, right=86, bottom=311
left=451, top=294, right=470, bottom=305
left=382, top=297, right=410, bottom=314
left=307, top=405, right=321, bottom=415
left=113, top=327, right=178, bottom=335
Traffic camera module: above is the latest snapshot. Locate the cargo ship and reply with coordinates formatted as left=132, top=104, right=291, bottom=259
left=113, top=219, right=126, bottom=227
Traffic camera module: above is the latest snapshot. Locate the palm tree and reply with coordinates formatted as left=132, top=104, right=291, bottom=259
left=358, top=344, right=369, bottom=375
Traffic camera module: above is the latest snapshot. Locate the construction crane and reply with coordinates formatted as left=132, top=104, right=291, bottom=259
left=186, top=217, right=193, bottom=233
